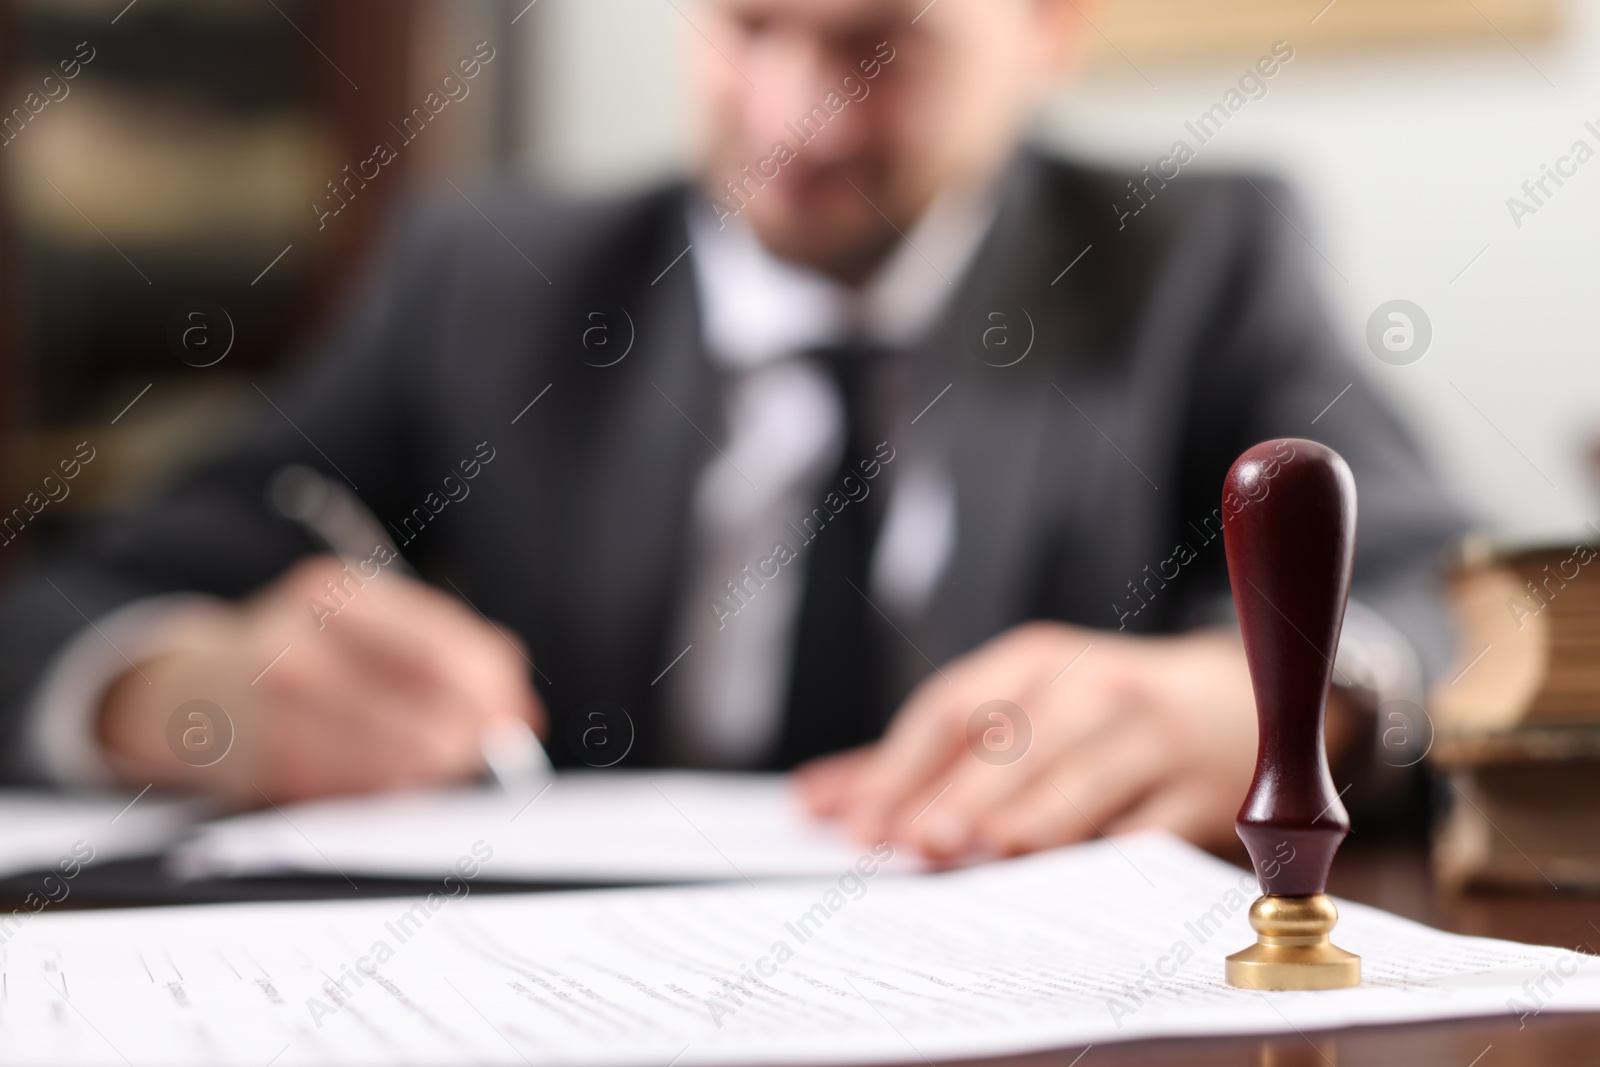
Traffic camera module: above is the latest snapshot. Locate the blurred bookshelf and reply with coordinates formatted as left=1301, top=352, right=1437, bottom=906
left=0, top=0, right=519, bottom=562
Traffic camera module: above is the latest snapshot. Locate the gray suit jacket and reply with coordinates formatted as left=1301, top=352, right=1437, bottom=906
left=0, top=150, right=1465, bottom=777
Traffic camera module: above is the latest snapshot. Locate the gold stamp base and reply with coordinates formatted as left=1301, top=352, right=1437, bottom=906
left=1225, top=893, right=1360, bottom=991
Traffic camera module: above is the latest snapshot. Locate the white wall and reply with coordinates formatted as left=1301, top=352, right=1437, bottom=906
left=513, top=0, right=1600, bottom=541
left=517, top=0, right=695, bottom=190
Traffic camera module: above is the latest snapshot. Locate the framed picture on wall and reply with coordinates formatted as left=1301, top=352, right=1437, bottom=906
left=1089, top=0, right=1560, bottom=66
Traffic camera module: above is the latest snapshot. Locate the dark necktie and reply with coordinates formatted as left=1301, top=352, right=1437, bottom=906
left=772, top=341, right=887, bottom=768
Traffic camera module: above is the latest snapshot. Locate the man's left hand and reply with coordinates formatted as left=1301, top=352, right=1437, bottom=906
left=797, top=622, right=1267, bottom=859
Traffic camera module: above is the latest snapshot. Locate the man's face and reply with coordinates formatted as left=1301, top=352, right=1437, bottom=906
left=691, top=0, right=1077, bottom=282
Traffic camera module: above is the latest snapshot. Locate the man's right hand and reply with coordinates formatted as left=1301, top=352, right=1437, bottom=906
left=96, top=556, right=545, bottom=807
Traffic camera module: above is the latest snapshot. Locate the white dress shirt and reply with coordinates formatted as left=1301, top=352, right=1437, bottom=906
left=661, top=188, right=996, bottom=766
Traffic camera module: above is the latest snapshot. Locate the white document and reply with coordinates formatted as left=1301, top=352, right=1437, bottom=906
left=0, top=790, right=198, bottom=879
left=7, top=832, right=1599, bottom=1066
left=173, top=772, right=927, bottom=883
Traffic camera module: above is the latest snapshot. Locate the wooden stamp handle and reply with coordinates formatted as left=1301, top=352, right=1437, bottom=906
left=1222, top=439, right=1356, bottom=896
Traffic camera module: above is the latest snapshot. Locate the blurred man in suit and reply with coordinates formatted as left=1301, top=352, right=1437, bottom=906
left=0, top=0, right=1461, bottom=859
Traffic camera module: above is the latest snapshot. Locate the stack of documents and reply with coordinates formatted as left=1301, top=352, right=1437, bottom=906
left=6, top=831, right=1599, bottom=1064
left=173, top=771, right=925, bottom=883
left=0, top=790, right=197, bottom=879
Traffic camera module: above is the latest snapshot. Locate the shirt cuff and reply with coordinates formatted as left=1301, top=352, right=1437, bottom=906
left=1331, top=597, right=1427, bottom=761
left=1195, top=592, right=1428, bottom=769
left=22, top=594, right=229, bottom=788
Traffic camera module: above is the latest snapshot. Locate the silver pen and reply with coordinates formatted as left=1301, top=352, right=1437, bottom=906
left=269, top=464, right=555, bottom=794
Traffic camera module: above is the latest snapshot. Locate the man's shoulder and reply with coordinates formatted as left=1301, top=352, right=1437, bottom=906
left=389, top=179, right=690, bottom=283
left=1018, top=147, right=1302, bottom=262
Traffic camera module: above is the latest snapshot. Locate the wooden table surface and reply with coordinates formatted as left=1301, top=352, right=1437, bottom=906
left=4, top=839, right=1597, bottom=1066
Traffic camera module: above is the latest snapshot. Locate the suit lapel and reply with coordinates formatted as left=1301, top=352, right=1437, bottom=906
left=900, top=155, right=1103, bottom=669
left=537, top=192, right=718, bottom=762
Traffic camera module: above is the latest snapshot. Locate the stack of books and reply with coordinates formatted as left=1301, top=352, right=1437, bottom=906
left=1428, top=530, right=1600, bottom=889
